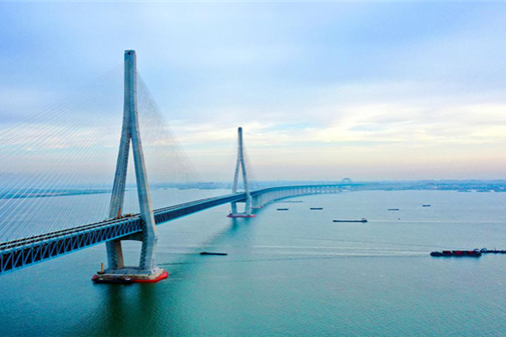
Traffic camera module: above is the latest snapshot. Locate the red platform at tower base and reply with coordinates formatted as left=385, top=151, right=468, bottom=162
left=92, top=268, right=168, bottom=284
left=133, top=270, right=169, bottom=283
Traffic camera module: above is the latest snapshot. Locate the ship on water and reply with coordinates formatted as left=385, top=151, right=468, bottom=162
left=333, top=218, right=368, bottom=223
left=430, top=249, right=481, bottom=257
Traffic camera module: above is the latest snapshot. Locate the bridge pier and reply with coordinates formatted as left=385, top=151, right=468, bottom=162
left=251, top=195, right=262, bottom=210
left=93, top=50, right=167, bottom=284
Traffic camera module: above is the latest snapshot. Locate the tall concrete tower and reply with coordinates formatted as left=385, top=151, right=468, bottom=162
left=101, top=50, right=166, bottom=282
left=228, top=127, right=255, bottom=218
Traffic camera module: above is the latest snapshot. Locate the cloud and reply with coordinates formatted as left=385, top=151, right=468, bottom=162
left=2, top=2, right=506, bottom=181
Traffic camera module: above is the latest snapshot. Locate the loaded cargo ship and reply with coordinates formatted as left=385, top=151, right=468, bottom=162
left=430, top=248, right=506, bottom=257
left=430, top=249, right=481, bottom=257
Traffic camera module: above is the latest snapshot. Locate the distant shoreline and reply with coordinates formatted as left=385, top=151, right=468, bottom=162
left=1, top=180, right=505, bottom=200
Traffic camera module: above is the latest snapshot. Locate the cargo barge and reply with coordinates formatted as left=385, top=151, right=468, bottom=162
left=333, top=218, right=368, bottom=223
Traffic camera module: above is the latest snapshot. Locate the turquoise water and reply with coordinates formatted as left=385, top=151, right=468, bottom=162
left=1, top=190, right=506, bottom=336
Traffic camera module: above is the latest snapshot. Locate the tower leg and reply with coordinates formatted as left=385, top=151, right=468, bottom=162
left=106, top=240, right=124, bottom=269
left=245, top=194, right=252, bottom=216
left=139, top=228, right=157, bottom=271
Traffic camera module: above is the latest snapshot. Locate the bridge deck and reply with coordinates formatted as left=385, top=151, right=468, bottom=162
left=0, top=184, right=347, bottom=275
left=0, top=193, right=246, bottom=274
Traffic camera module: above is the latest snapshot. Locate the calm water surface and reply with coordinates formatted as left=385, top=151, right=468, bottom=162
left=1, top=190, right=506, bottom=336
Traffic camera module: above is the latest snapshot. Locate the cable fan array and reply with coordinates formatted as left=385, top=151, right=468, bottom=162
left=0, top=67, right=200, bottom=242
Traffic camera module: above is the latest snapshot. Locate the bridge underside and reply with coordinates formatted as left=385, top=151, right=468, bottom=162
left=0, top=184, right=349, bottom=275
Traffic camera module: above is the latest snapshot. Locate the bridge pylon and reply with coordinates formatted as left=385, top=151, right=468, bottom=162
left=96, top=50, right=167, bottom=283
left=228, top=127, right=255, bottom=218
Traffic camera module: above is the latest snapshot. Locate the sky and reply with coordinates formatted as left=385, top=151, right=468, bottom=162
left=1, top=1, right=506, bottom=182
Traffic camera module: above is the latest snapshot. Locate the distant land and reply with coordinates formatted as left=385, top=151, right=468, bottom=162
left=181, top=180, right=506, bottom=193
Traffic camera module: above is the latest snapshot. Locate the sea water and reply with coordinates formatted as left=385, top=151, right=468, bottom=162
left=0, top=190, right=505, bottom=336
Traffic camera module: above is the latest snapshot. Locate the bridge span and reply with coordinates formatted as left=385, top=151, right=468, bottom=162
left=0, top=184, right=347, bottom=275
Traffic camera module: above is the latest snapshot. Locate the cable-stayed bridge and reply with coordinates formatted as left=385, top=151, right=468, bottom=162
left=0, top=51, right=351, bottom=282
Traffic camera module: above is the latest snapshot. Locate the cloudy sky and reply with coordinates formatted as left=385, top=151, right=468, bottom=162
left=1, top=1, right=506, bottom=182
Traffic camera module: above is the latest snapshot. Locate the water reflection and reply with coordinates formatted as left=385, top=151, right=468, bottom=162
left=71, top=215, right=256, bottom=337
